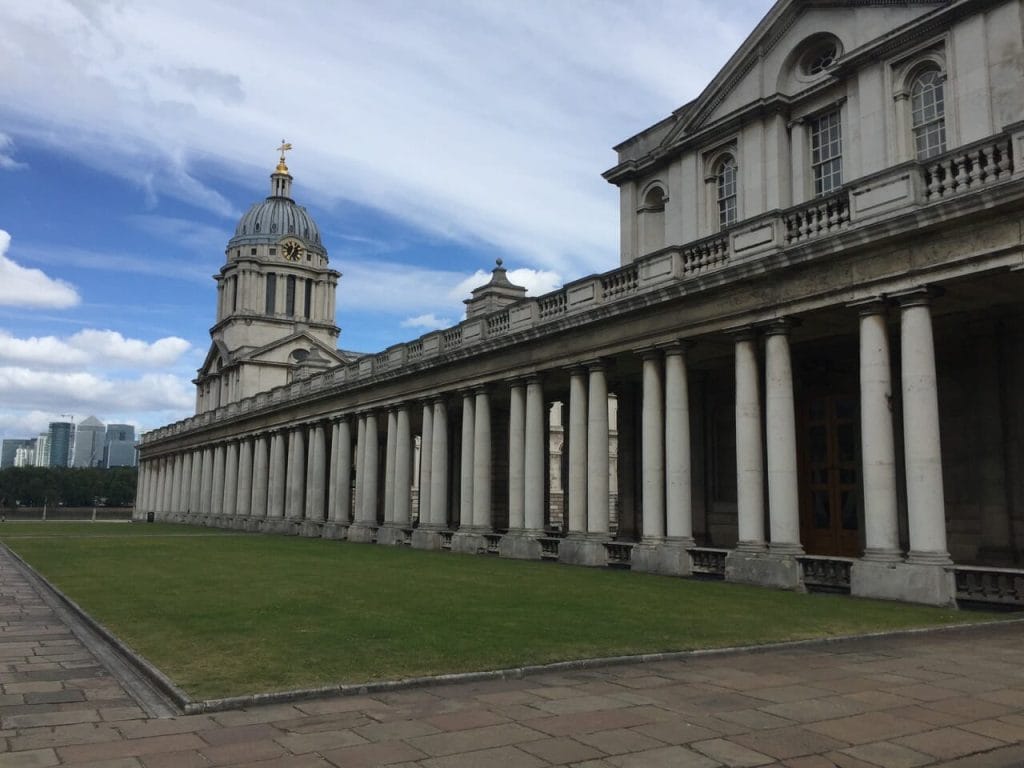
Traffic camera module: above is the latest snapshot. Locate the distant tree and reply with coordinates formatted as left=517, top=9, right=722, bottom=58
left=0, top=467, right=137, bottom=507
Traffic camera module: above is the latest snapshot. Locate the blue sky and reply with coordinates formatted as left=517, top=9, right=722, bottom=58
left=0, top=0, right=773, bottom=441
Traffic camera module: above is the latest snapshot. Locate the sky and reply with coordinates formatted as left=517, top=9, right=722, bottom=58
left=0, top=0, right=774, bottom=442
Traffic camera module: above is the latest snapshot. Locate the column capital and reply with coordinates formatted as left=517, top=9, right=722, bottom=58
left=582, top=357, right=609, bottom=371
left=657, top=340, right=691, bottom=356
left=892, top=285, right=943, bottom=309
left=727, top=325, right=758, bottom=342
left=564, top=363, right=588, bottom=376
left=633, top=345, right=662, bottom=361
left=761, top=317, right=799, bottom=337
left=848, top=296, right=889, bottom=316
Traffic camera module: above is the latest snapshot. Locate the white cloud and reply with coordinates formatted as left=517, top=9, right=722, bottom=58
left=451, top=268, right=562, bottom=302
left=0, top=367, right=194, bottom=414
left=0, top=132, right=26, bottom=170
left=401, top=314, right=452, bottom=331
left=0, top=329, right=191, bottom=369
left=0, top=0, right=770, bottom=279
left=0, top=230, right=80, bottom=308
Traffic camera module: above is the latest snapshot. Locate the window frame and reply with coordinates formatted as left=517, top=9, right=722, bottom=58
left=909, top=67, right=947, bottom=161
left=809, top=109, right=843, bottom=197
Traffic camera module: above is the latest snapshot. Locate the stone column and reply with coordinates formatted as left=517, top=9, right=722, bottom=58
left=267, top=432, right=287, bottom=521
left=327, top=421, right=340, bottom=520
left=664, top=345, right=692, bottom=543
left=858, top=301, right=900, bottom=560
left=285, top=427, right=305, bottom=523
left=352, top=412, right=379, bottom=539
left=524, top=376, right=546, bottom=533
left=211, top=444, right=226, bottom=520
left=325, top=418, right=352, bottom=538
left=459, top=393, right=475, bottom=528
left=383, top=410, right=398, bottom=524
left=765, top=321, right=802, bottom=555
left=236, top=438, right=253, bottom=522
left=472, top=388, right=492, bottom=530
left=222, top=441, right=239, bottom=523
left=641, top=351, right=665, bottom=541
left=899, top=292, right=952, bottom=565
left=393, top=407, right=412, bottom=527
left=189, top=449, right=203, bottom=518
left=179, top=452, right=193, bottom=521
left=199, top=446, right=214, bottom=518
left=587, top=362, right=610, bottom=536
left=250, top=434, right=269, bottom=521
left=419, top=403, right=434, bottom=526
left=508, top=380, right=526, bottom=531
left=430, top=399, right=449, bottom=528
left=734, top=331, right=765, bottom=550
left=354, top=415, right=366, bottom=518
left=304, top=423, right=326, bottom=534
left=568, top=368, right=588, bottom=535
left=168, top=455, right=182, bottom=519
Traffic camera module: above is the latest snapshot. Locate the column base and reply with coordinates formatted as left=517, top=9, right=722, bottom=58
left=450, top=529, right=489, bottom=554
left=557, top=535, right=608, bottom=567
left=725, top=550, right=804, bottom=591
left=411, top=528, right=444, bottom=550
left=629, top=540, right=692, bottom=576
left=322, top=522, right=350, bottom=540
left=499, top=531, right=544, bottom=560
left=630, top=540, right=662, bottom=574
left=245, top=517, right=264, bottom=533
left=850, top=559, right=956, bottom=607
left=262, top=519, right=298, bottom=536
left=299, top=521, right=324, bottom=538
left=347, top=523, right=379, bottom=544
left=376, top=524, right=411, bottom=546
left=230, top=516, right=249, bottom=531
left=861, top=547, right=903, bottom=563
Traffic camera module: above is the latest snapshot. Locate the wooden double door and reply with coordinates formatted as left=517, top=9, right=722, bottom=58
left=799, top=393, right=862, bottom=557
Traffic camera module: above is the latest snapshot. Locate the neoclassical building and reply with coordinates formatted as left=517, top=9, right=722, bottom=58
left=137, top=0, right=1024, bottom=607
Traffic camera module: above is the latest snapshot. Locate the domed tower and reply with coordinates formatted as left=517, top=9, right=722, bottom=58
left=194, top=143, right=345, bottom=413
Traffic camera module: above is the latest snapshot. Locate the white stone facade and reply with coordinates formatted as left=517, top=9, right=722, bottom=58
left=139, top=0, right=1024, bottom=607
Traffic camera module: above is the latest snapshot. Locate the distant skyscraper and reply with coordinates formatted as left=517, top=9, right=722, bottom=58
left=13, top=445, right=35, bottom=467
left=1, top=438, right=32, bottom=469
left=47, top=422, right=74, bottom=468
left=73, top=416, right=105, bottom=468
left=104, top=424, right=137, bottom=467
left=35, top=434, right=50, bottom=467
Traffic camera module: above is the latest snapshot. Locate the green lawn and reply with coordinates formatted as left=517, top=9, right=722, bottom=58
left=0, top=523, right=996, bottom=699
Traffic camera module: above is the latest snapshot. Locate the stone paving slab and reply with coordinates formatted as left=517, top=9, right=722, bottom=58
left=3, top=545, right=1024, bottom=766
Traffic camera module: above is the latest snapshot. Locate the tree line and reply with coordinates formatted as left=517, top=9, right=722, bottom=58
left=0, top=466, right=137, bottom=508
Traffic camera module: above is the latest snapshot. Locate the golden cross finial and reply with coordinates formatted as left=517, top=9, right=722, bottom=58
left=276, top=139, right=293, bottom=172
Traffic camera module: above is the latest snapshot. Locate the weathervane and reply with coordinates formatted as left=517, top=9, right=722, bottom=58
left=276, top=139, right=293, bottom=173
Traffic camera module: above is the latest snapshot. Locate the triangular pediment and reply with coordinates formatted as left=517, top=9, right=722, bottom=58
left=659, top=0, right=949, bottom=149
left=196, top=338, right=233, bottom=379
left=240, top=330, right=347, bottom=367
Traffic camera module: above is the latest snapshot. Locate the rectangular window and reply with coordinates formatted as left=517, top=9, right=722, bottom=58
left=286, top=275, right=296, bottom=317
left=231, top=276, right=237, bottom=313
left=304, top=279, right=313, bottom=319
left=810, top=110, right=842, bottom=196
left=265, top=274, right=276, bottom=314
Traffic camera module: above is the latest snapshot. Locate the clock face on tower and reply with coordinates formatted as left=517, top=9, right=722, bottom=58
left=281, top=239, right=304, bottom=261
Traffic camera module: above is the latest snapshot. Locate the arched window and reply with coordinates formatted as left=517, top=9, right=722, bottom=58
left=639, top=185, right=666, bottom=254
left=716, top=157, right=738, bottom=228
left=911, top=69, right=946, bottom=160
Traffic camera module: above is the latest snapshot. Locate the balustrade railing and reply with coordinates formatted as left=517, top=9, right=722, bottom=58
left=954, top=565, right=1024, bottom=606
left=406, top=340, right=423, bottom=360
left=487, top=311, right=510, bottom=336
left=484, top=533, right=503, bottom=554
left=601, top=264, right=639, bottom=300
left=681, top=234, right=730, bottom=275
left=537, top=292, right=567, bottom=320
left=798, top=555, right=853, bottom=592
left=604, top=541, right=633, bottom=568
left=784, top=191, right=850, bottom=244
left=442, top=327, right=462, bottom=350
left=539, top=537, right=561, bottom=559
left=690, top=547, right=728, bottom=576
left=925, top=137, right=1013, bottom=201
left=439, top=530, right=454, bottom=550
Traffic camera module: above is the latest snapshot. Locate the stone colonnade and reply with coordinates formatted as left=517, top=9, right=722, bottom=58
left=136, top=289, right=954, bottom=605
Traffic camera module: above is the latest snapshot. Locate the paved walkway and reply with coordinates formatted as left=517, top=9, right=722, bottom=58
left=2, top=548, right=1024, bottom=768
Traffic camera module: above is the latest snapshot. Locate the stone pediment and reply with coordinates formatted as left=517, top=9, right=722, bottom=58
left=196, top=338, right=233, bottom=379
left=657, top=0, right=947, bottom=150
left=240, top=330, right=347, bottom=367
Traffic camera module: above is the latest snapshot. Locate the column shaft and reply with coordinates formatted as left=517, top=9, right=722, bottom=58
left=587, top=365, right=610, bottom=535
left=332, top=419, right=353, bottom=523
left=361, top=413, right=379, bottom=524
left=765, top=326, right=802, bottom=553
left=664, top=348, right=692, bottom=541
left=508, top=382, right=526, bottom=530
left=525, top=377, right=546, bottom=532
left=267, top=433, right=286, bottom=518
left=223, top=442, right=239, bottom=518
left=236, top=439, right=253, bottom=518
left=568, top=369, right=588, bottom=534
left=642, top=353, right=665, bottom=540
left=419, top=404, right=434, bottom=524
left=285, top=428, right=305, bottom=519
left=354, top=416, right=366, bottom=516
left=384, top=410, right=398, bottom=523
left=211, top=445, right=226, bottom=517
left=430, top=400, right=449, bottom=527
left=735, top=334, right=766, bottom=549
left=472, top=389, right=492, bottom=529
left=901, top=296, right=951, bottom=562
left=307, top=424, right=326, bottom=522
left=394, top=407, right=412, bottom=525
left=251, top=435, right=269, bottom=518
left=459, top=394, right=475, bottom=527
left=859, top=305, right=900, bottom=558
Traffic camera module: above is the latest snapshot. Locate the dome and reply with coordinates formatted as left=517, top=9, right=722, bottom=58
left=230, top=197, right=322, bottom=247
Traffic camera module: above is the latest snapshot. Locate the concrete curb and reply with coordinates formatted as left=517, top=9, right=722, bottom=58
left=5, top=541, right=1022, bottom=716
